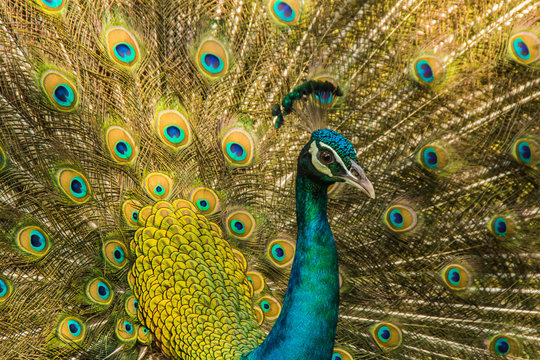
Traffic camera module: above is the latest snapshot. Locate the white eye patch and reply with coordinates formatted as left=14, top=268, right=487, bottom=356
left=308, top=141, right=348, bottom=177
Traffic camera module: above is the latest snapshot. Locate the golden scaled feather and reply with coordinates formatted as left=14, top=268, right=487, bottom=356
left=0, top=0, right=539, bottom=359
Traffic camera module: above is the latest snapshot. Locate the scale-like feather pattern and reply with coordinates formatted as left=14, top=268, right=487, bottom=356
left=131, top=200, right=264, bottom=359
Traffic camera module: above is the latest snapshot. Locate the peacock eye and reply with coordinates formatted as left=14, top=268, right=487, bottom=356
left=318, top=149, right=335, bottom=165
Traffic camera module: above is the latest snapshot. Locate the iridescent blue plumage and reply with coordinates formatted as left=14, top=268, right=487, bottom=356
left=245, top=129, right=371, bottom=360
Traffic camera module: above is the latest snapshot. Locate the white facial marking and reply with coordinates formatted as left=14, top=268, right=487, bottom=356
left=308, top=141, right=345, bottom=177
left=308, top=141, right=375, bottom=198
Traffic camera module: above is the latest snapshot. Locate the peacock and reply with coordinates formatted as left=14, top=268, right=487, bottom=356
left=0, top=0, right=539, bottom=359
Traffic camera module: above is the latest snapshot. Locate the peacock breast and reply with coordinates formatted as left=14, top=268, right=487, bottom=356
left=129, top=199, right=265, bottom=359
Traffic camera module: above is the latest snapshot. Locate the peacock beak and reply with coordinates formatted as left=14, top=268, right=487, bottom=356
left=337, top=160, right=375, bottom=199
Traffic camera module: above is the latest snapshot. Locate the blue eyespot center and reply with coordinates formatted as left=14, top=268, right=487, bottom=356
left=0, top=279, right=7, bottom=297
left=113, top=247, right=125, bottom=261
left=517, top=142, right=531, bottom=163
left=71, top=179, right=82, bottom=193
left=230, top=144, right=244, bottom=156
left=164, top=125, right=185, bottom=143
left=273, top=1, right=296, bottom=22
left=261, top=300, right=270, bottom=311
left=54, top=86, right=68, bottom=102
left=143, top=327, right=148, bottom=334
left=226, top=142, right=247, bottom=161
left=197, top=199, right=210, bottom=211
left=448, top=268, right=461, bottom=285
left=495, top=338, right=510, bottom=355
left=70, top=177, right=88, bottom=198
left=30, top=234, right=43, bottom=250
left=53, top=84, right=75, bottom=107
left=42, top=0, right=62, bottom=8
left=113, top=43, right=136, bottom=63
left=133, top=300, right=138, bottom=310
left=389, top=209, right=404, bottom=227
left=278, top=2, right=292, bottom=17
left=231, top=220, right=245, bottom=234
left=97, top=281, right=110, bottom=299
left=201, top=53, right=224, bottom=74
left=513, top=39, right=530, bottom=60
left=205, top=54, right=219, bottom=69
left=271, top=244, right=285, bottom=261
left=416, top=60, right=434, bottom=83
left=423, top=148, right=438, bottom=169
left=68, top=320, right=82, bottom=336
left=378, top=326, right=391, bottom=342
left=124, top=321, right=133, bottom=334
left=332, top=354, right=343, bottom=360
left=115, top=141, right=132, bottom=159
left=30, top=230, right=46, bottom=251
left=115, top=44, right=131, bottom=57
left=131, top=211, right=138, bottom=221
left=494, top=218, right=507, bottom=236
left=421, top=64, right=433, bottom=78
left=116, top=142, right=127, bottom=154
left=154, top=185, right=165, bottom=196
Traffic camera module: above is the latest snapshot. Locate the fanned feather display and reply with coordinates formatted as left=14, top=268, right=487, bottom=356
left=0, top=1, right=539, bottom=359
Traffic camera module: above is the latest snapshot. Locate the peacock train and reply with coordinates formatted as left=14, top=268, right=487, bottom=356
left=0, top=1, right=539, bottom=359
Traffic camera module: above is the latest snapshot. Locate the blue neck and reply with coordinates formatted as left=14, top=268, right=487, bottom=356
left=244, top=172, right=339, bottom=360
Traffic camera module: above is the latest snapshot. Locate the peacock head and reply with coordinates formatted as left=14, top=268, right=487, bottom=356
left=299, top=129, right=375, bottom=198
